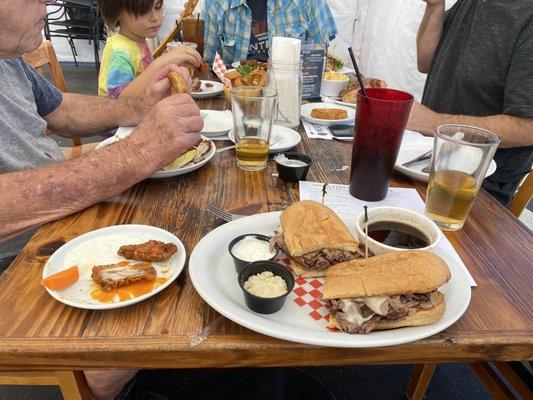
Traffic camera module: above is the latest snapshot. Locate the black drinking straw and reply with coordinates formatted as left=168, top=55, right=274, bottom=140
left=348, top=47, right=367, bottom=97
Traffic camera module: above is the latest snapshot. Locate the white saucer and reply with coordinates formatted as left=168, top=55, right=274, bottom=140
left=228, top=125, right=301, bottom=154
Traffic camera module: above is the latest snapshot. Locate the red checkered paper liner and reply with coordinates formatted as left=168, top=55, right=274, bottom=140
left=212, top=52, right=231, bottom=87
left=274, top=256, right=331, bottom=329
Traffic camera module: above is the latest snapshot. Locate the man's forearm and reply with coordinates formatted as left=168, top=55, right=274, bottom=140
left=45, top=93, right=144, bottom=136
left=0, top=139, right=156, bottom=242
left=417, top=2, right=445, bottom=73
left=415, top=112, right=533, bottom=148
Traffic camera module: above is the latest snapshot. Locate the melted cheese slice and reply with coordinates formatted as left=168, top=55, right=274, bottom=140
left=340, top=299, right=373, bottom=325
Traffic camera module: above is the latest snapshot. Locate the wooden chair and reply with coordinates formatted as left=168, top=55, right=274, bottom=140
left=153, top=0, right=200, bottom=57
left=22, top=40, right=81, bottom=147
left=509, top=171, right=533, bottom=217
left=406, top=362, right=532, bottom=400
left=0, top=371, right=91, bottom=400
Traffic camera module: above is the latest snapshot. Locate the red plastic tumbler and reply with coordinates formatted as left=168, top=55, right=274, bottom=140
left=349, top=88, right=414, bottom=201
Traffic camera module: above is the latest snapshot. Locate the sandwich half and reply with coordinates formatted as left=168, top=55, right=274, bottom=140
left=271, top=200, right=365, bottom=278
left=322, top=251, right=451, bottom=334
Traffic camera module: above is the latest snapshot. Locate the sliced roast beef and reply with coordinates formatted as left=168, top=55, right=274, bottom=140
left=270, top=230, right=365, bottom=271
left=330, top=291, right=438, bottom=334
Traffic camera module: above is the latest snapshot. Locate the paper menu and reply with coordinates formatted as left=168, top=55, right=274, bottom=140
left=298, top=181, right=477, bottom=286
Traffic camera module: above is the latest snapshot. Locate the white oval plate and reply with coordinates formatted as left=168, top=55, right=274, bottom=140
left=43, top=225, right=186, bottom=310
left=96, top=127, right=215, bottom=179
left=189, top=212, right=471, bottom=348
left=395, top=138, right=497, bottom=182
left=300, top=103, right=355, bottom=126
left=191, top=80, right=224, bottom=99
left=227, top=125, right=301, bottom=154
left=201, top=110, right=233, bottom=137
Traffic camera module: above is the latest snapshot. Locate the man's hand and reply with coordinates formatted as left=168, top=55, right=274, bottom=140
left=127, top=94, right=203, bottom=172
left=406, top=101, right=438, bottom=135
left=131, top=65, right=193, bottom=124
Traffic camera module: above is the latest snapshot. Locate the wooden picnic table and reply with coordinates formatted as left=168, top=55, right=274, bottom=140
left=0, top=94, right=531, bottom=393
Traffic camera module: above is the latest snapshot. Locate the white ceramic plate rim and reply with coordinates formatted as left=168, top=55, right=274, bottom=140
left=191, top=80, right=224, bottom=99
left=43, top=224, right=186, bottom=310
left=300, top=103, right=355, bottom=126
left=227, top=125, right=301, bottom=154
left=189, top=212, right=472, bottom=348
left=150, top=137, right=215, bottom=178
left=395, top=141, right=497, bottom=182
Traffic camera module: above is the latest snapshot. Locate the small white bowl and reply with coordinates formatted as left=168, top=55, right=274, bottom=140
left=355, top=207, right=442, bottom=255
left=321, top=78, right=349, bottom=98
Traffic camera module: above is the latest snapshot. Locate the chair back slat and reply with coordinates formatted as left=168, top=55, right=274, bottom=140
left=509, top=171, right=533, bottom=217
left=22, top=40, right=80, bottom=146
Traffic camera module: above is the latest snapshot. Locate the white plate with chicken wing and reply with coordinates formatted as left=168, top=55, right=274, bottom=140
left=42, top=225, right=186, bottom=310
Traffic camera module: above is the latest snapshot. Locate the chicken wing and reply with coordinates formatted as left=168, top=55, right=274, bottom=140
left=91, top=262, right=156, bottom=291
left=118, top=240, right=178, bottom=262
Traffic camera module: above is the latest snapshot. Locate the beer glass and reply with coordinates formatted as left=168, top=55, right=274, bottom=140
left=231, top=87, right=278, bottom=171
left=425, top=124, right=500, bottom=230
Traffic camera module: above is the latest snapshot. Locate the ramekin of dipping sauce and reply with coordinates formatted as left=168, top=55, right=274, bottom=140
left=228, top=234, right=278, bottom=273
left=274, top=152, right=312, bottom=182
left=238, top=261, right=295, bottom=314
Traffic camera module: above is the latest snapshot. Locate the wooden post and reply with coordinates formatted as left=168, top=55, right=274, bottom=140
left=55, top=371, right=92, bottom=400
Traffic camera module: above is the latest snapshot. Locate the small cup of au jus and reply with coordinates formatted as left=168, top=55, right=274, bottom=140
left=228, top=234, right=279, bottom=274
left=274, top=152, right=312, bottom=182
left=238, top=261, right=295, bottom=314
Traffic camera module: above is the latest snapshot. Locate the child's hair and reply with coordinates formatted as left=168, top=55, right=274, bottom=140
left=98, top=0, right=161, bottom=29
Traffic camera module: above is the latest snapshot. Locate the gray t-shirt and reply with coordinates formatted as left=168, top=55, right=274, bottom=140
left=0, top=58, right=64, bottom=172
left=0, top=58, right=64, bottom=261
left=422, top=0, right=533, bottom=206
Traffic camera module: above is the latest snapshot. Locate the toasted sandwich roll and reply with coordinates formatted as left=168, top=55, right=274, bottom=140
left=271, top=201, right=365, bottom=277
left=323, top=251, right=451, bottom=334
left=169, top=71, right=189, bottom=94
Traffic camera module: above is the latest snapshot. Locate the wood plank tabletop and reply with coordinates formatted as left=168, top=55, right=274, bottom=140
left=0, top=94, right=531, bottom=371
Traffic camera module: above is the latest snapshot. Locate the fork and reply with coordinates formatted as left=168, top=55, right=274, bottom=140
left=207, top=205, right=246, bottom=221
left=402, top=150, right=432, bottom=167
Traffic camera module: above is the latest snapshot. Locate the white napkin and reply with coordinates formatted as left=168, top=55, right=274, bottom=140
left=269, top=37, right=302, bottom=127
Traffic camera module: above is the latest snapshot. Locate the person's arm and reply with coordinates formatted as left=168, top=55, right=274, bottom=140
left=0, top=93, right=203, bottom=242
left=45, top=64, right=189, bottom=137
left=417, top=0, right=446, bottom=73
left=407, top=101, right=533, bottom=148
left=118, top=46, right=202, bottom=98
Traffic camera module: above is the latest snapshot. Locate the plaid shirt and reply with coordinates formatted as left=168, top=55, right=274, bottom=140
left=201, top=0, right=338, bottom=63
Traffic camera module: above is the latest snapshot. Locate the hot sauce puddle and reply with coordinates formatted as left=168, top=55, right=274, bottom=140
left=90, top=277, right=167, bottom=303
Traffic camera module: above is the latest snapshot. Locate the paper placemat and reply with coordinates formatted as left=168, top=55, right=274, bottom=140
left=298, top=181, right=477, bottom=286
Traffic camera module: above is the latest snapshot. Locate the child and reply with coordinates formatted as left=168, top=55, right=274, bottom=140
left=98, top=0, right=202, bottom=99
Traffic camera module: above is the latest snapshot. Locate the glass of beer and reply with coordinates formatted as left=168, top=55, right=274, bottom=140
left=231, top=87, right=278, bottom=171
left=425, top=124, right=500, bottom=230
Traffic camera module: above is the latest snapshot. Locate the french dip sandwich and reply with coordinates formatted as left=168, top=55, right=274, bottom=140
left=323, top=251, right=451, bottom=334
left=271, top=201, right=365, bottom=278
